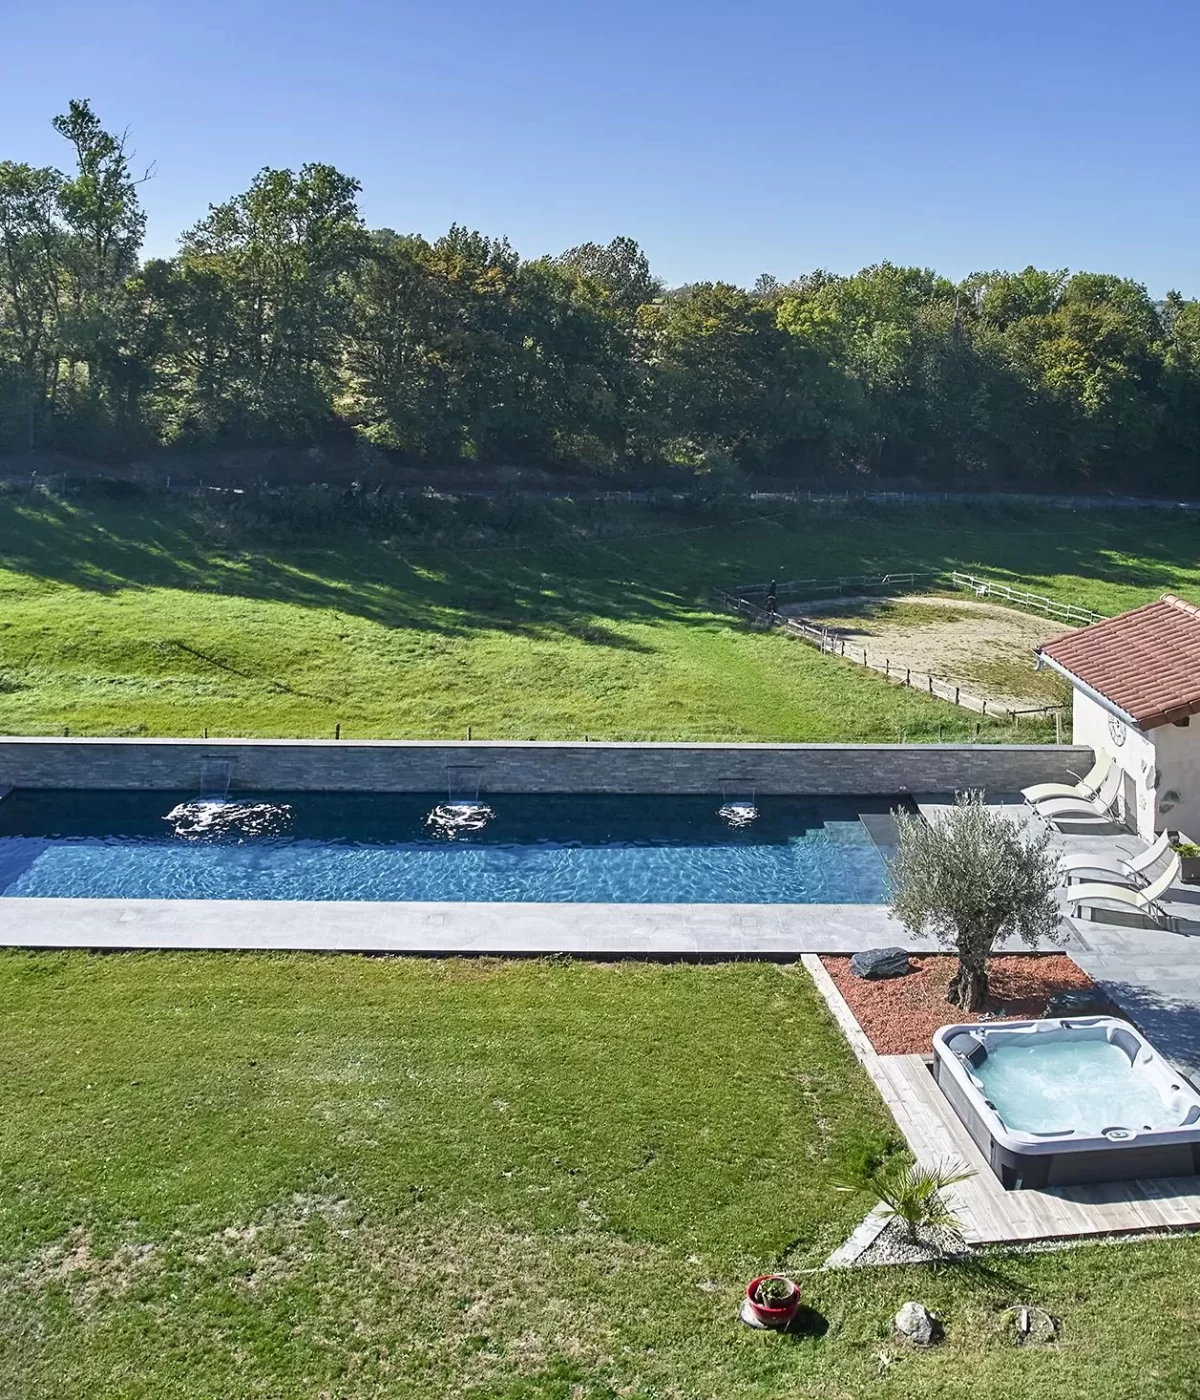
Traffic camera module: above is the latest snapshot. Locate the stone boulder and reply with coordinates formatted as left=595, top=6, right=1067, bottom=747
left=894, top=1301, right=941, bottom=1347
left=1016, top=1305, right=1058, bottom=1347
left=850, top=947, right=912, bottom=980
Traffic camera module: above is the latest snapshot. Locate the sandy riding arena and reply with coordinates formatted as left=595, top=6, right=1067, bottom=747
left=781, top=594, right=1073, bottom=713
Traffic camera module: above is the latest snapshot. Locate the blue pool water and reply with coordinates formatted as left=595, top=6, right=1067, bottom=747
left=974, top=1037, right=1175, bottom=1136
left=0, top=790, right=897, bottom=903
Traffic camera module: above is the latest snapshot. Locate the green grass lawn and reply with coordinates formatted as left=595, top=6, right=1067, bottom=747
left=2, top=951, right=1198, bottom=1399
left=1, top=489, right=1198, bottom=741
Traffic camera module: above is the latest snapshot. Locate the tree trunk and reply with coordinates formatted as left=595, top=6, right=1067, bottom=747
left=947, top=945, right=989, bottom=1011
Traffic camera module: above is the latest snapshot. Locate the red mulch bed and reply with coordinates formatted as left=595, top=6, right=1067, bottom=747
left=820, top=954, right=1100, bottom=1056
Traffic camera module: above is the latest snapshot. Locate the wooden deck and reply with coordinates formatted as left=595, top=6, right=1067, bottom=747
left=803, top=954, right=1200, bottom=1244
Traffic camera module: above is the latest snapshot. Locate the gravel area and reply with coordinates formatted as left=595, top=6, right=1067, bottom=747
left=848, top=1217, right=968, bottom=1267
left=821, top=954, right=1099, bottom=1055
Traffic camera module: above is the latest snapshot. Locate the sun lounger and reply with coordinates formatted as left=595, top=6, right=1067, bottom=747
left=1022, top=753, right=1112, bottom=806
left=1036, top=766, right=1123, bottom=825
left=1064, top=852, right=1181, bottom=924
left=1060, top=830, right=1172, bottom=887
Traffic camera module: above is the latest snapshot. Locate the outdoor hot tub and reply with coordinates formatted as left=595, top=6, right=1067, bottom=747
left=932, top=1017, right=1200, bottom=1189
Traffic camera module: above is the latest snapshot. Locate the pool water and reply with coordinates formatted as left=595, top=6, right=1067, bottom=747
left=973, top=1038, right=1177, bottom=1136
left=0, top=790, right=897, bottom=904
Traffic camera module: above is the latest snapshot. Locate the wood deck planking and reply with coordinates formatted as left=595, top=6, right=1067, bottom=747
left=802, top=955, right=1200, bottom=1244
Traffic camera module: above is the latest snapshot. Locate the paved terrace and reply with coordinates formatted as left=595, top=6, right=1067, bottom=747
left=2, top=896, right=1084, bottom=958
left=918, top=793, right=1200, bottom=1086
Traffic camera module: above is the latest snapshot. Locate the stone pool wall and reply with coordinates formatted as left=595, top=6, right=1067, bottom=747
left=0, top=737, right=1090, bottom=795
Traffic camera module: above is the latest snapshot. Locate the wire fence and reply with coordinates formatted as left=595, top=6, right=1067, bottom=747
left=733, top=568, right=1110, bottom=626
left=711, top=588, right=1066, bottom=731
left=9, top=472, right=1200, bottom=513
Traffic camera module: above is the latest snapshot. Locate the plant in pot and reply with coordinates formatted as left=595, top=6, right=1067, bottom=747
left=1171, top=838, right=1200, bottom=885
left=745, top=1273, right=801, bottom=1329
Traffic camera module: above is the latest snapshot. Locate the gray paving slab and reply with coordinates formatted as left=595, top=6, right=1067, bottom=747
left=0, top=893, right=1079, bottom=957
left=916, top=792, right=1200, bottom=1084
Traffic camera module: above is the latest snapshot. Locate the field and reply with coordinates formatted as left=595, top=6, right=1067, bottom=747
left=2, top=951, right=1199, bottom=1400
left=1, top=487, right=1198, bottom=743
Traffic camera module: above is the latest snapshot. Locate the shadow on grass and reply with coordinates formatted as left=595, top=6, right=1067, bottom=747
left=783, top=1305, right=830, bottom=1339
left=1, top=492, right=1197, bottom=654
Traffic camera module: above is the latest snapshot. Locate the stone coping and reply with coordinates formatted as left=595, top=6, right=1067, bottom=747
left=0, top=736, right=1084, bottom=751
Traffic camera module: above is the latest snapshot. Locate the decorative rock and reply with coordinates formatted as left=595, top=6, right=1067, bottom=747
left=850, top=947, right=912, bottom=980
left=894, top=1301, right=940, bottom=1347
left=1016, top=1305, right=1058, bottom=1347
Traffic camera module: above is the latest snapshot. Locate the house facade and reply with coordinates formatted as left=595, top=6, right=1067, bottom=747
left=1037, top=593, right=1200, bottom=841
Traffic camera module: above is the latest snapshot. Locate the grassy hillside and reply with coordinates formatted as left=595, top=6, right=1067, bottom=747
left=1, top=488, right=1197, bottom=742
left=1, top=950, right=1197, bottom=1400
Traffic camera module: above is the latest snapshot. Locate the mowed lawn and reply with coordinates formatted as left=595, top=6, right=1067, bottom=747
left=2, top=952, right=1199, bottom=1400
left=2, top=491, right=1199, bottom=742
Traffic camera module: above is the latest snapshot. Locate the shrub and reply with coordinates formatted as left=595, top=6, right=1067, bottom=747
left=873, top=1160, right=974, bottom=1243
left=889, top=791, right=1061, bottom=1010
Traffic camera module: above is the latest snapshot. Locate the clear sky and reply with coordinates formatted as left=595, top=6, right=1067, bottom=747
left=3, top=0, right=1197, bottom=295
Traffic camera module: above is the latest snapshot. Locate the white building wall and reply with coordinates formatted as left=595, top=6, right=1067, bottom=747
left=1071, top=689, right=1200, bottom=840
left=1148, top=719, right=1200, bottom=843
left=1071, top=690, right=1157, bottom=838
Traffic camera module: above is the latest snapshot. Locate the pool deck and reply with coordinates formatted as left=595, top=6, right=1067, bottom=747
left=0, top=895, right=980, bottom=957
left=967, top=795, right=1200, bottom=1087
left=805, top=954, right=1200, bottom=1245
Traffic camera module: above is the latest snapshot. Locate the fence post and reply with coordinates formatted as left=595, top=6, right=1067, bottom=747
left=927, top=675, right=933, bottom=694
left=335, top=722, right=341, bottom=740
left=981, top=699, right=987, bottom=716
left=906, top=668, right=910, bottom=686
left=885, top=658, right=890, bottom=677
left=954, top=686, right=959, bottom=705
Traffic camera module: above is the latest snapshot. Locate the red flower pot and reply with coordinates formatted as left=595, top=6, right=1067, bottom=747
left=746, top=1274, right=801, bottom=1329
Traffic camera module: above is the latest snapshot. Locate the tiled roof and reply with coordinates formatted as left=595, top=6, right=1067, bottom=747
left=1038, top=594, right=1200, bottom=729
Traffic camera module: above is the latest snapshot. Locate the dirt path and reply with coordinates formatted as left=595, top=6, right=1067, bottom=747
left=780, top=594, right=1072, bottom=712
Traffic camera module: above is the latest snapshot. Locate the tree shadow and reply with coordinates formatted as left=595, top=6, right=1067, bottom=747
left=2, top=494, right=1197, bottom=660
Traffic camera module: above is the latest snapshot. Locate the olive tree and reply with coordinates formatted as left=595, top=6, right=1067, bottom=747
left=889, top=792, right=1062, bottom=1011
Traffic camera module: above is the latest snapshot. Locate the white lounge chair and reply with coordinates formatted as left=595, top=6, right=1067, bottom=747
left=1065, top=852, right=1181, bottom=924
left=1060, top=830, right=1172, bottom=887
left=1036, top=766, right=1123, bottom=825
left=1022, top=753, right=1112, bottom=806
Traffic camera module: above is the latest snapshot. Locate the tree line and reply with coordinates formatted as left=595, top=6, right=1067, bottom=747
left=3, top=99, right=1200, bottom=489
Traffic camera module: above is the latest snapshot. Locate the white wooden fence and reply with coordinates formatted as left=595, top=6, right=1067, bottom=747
left=711, top=588, right=1065, bottom=728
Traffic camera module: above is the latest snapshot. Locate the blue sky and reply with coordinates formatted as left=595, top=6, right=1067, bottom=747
left=3, top=0, right=1197, bottom=294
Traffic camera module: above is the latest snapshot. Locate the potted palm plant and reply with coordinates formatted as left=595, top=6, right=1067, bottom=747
left=744, top=1273, right=801, bottom=1329
left=1171, top=837, right=1200, bottom=885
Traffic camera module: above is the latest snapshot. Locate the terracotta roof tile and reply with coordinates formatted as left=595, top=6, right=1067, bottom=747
left=1038, top=594, right=1200, bottom=729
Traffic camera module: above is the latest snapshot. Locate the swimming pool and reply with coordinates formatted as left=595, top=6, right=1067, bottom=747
left=0, top=790, right=897, bottom=904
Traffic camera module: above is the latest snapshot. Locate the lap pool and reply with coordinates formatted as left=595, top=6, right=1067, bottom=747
left=0, top=790, right=898, bottom=904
